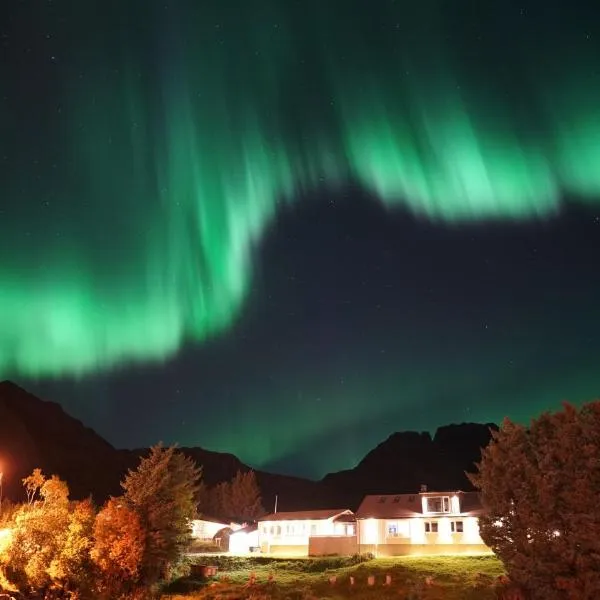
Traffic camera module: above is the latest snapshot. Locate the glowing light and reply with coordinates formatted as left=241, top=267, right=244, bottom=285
left=1, top=1, right=600, bottom=377
left=0, top=528, right=12, bottom=557
left=363, top=519, right=379, bottom=544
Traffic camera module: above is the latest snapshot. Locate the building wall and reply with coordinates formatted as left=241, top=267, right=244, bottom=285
left=191, top=519, right=228, bottom=541
left=309, top=535, right=358, bottom=557
left=358, top=543, right=492, bottom=557
left=229, top=530, right=259, bottom=554
left=258, top=518, right=355, bottom=555
left=260, top=543, right=309, bottom=556
left=358, top=516, right=486, bottom=549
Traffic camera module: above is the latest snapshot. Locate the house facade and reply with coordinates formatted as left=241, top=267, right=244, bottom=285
left=229, top=524, right=260, bottom=554
left=191, top=516, right=233, bottom=542
left=355, top=490, right=491, bottom=556
left=257, top=509, right=357, bottom=556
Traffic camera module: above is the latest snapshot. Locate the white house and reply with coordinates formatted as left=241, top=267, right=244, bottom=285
left=229, top=524, right=260, bottom=554
left=258, top=509, right=357, bottom=556
left=355, top=489, right=490, bottom=556
left=191, top=516, right=241, bottom=543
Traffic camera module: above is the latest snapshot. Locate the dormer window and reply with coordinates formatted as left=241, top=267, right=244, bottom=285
left=425, top=496, right=450, bottom=513
left=378, top=496, right=387, bottom=503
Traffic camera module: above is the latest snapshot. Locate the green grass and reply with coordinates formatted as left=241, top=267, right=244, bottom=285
left=163, top=554, right=506, bottom=599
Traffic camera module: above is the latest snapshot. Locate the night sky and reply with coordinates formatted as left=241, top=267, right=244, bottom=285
left=2, top=0, right=600, bottom=479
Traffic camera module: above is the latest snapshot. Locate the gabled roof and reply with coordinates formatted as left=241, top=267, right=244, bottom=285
left=355, top=491, right=484, bottom=518
left=232, top=524, right=258, bottom=535
left=194, top=514, right=231, bottom=525
left=458, top=491, right=485, bottom=516
left=355, top=494, right=422, bottom=519
left=259, top=508, right=353, bottom=522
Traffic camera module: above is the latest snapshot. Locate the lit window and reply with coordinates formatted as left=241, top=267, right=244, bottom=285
left=426, top=496, right=450, bottom=513
left=387, top=523, right=398, bottom=536
left=424, top=521, right=438, bottom=533
left=451, top=520, right=464, bottom=533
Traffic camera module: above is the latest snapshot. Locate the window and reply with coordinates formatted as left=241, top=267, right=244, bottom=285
left=387, top=521, right=409, bottom=538
left=310, top=524, right=317, bottom=536
left=426, top=496, right=450, bottom=513
left=424, top=521, right=438, bottom=534
left=392, top=496, right=401, bottom=503
left=451, top=521, right=464, bottom=533
left=378, top=496, right=387, bottom=503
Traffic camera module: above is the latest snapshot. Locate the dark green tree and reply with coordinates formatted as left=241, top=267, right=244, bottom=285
left=469, top=402, right=600, bottom=600
left=226, top=470, right=264, bottom=522
left=205, top=470, right=264, bottom=522
left=121, top=444, right=201, bottom=591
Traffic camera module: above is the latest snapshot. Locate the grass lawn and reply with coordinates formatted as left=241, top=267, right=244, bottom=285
left=163, top=554, right=505, bottom=599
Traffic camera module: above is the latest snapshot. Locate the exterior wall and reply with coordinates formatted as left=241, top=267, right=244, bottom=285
left=191, top=519, right=228, bottom=541
left=358, top=516, right=487, bottom=552
left=309, top=535, right=358, bottom=557
left=258, top=518, right=355, bottom=556
left=260, top=543, right=309, bottom=556
left=230, top=530, right=259, bottom=554
left=358, top=543, right=492, bottom=557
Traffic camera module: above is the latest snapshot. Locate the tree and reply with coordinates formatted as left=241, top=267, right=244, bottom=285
left=205, top=470, right=264, bottom=522
left=91, top=498, right=145, bottom=599
left=225, top=470, right=264, bottom=522
left=469, top=402, right=600, bottom=600
left=0, top=470, right=93, bottom=596
left=121, top=444, right=201, bottom=588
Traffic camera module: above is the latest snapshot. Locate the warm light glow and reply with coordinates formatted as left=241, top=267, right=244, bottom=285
left=463, top=517, right=483, bottom=544
left=410, top=518, right=426, bottom=544
left=437, top=517, right=453, bottom=544
left=363, top=519, right=379, bottom=544
left=0, top=528, right=12, bottom=558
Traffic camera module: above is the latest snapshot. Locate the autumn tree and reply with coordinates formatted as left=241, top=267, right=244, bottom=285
left=121, top=444, right=201, bottom=590
left=0, top=470, right=94, bottom=596
left=91, top=498, right=145, bottom=599
left=469, top=402, right=600, bottom=600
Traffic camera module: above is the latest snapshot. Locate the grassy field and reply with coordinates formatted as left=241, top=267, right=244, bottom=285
left=163, top=554, right=506, bottom=599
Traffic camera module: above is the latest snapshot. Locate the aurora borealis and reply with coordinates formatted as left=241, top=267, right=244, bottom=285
left=2, top=0, right=600, bottom=477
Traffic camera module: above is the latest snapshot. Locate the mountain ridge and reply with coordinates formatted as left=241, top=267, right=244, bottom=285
left=0, top=380, right=495, bottom=512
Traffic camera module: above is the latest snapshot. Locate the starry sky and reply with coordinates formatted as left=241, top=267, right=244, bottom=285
left=2, top=0, right=600, bottom=479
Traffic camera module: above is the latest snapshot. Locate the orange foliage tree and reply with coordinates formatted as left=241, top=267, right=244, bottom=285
left=0, top=470, right=94, bottom=597
left=91, top=498, right=145, bottom=599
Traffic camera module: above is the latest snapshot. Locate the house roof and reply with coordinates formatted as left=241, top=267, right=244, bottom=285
left=194, top=515, right=230, bottom=525
left=458, top=491, right=485, bottom=516
left=355, top=494, right=422, bottom=519
left=259, top=508, right=353, bottom=522
left=232, top=524, right=258, bottom=535
left=355, top=491, right=484, bottom=518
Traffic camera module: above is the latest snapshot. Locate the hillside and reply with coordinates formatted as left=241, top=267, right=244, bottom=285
left=0, top=381, right=493, bottom=511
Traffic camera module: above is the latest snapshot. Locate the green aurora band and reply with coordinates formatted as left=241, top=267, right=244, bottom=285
left=1, top=0, right=599, bottom=377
